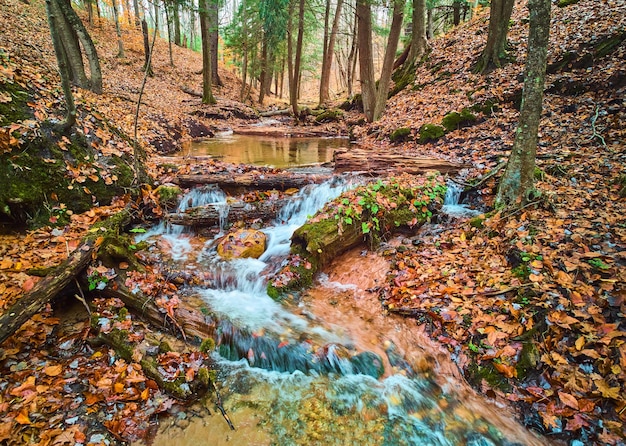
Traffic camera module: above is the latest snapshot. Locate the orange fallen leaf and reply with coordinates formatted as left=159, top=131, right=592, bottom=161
left=44, top=364, right=63, bottom=377
left=558, top=391, right=579, bottom=410
left=15, top=408, right=31, bottom=425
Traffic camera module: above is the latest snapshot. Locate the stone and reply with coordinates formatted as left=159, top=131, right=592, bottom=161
left=217, top=229, right=267, bottom=260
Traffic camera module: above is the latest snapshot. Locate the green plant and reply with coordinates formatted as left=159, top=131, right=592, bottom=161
left=587, top=258, right=610, bottom=270
left=87, top=271, right=109, bottom=291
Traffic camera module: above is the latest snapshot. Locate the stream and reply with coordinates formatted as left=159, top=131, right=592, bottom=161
left=137, top=152, right=544, bottom=445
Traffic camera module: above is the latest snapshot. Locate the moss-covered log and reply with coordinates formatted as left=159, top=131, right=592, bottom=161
left=0, top=209, right=132, bottom=345
left=268, top=174, right=447, bottom=298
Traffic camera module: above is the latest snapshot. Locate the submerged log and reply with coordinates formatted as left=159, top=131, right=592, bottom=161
left=333, top=148, right=466, bottom=175
left=173, top=172, right=331, bottom=191
left=232, top=126, right=340, bottom=138
left=167, top=198, right=289, bottom=226
left=0, top=209, right=131, bottom=345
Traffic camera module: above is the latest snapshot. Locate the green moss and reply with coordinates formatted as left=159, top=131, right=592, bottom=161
left=516, top=341, right=539, bottom=379
left=557, top=0, right=579, bottom=7
left=155, top=185, right=182, bottom=206
left=199, top=338, right=216, bottom=353
left=418, top=124, right=445, bottom=143
left=466, top=361, right=511, bottom=392
left=389, top=127, right=411, bottom=143
left=441, top=108, right=477, bottom=131
left=470, top=99, right=499, bottom=115
left=0, top=80, right=31, bottom=126
left=314, top=109, right=343, bottom=123
left=469, top=215, right=485, bottom=229
left=389, top=66, right=416, bottom=98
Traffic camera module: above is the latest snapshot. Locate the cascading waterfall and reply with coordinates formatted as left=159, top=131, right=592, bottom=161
left=441, top=180, right=481, bottom=217
left=145, top=176, right=541, bottom=446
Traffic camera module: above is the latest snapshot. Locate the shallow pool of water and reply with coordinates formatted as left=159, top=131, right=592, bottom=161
left=180, top=133, right=349, bottom=168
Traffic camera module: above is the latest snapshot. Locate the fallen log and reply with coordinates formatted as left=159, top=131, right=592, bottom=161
left=333, top=148, right=467, bottom=175
left=232, top=126, right=340, bottom=138
left=173, top=172, right=331, bottom=191
left=167, top=198, right=289, bottom=227
left=259, top=108, right=292, bottom=117
left=0, top=209, right=132, bottom=345
left=180, top=85, right=202, bottom=97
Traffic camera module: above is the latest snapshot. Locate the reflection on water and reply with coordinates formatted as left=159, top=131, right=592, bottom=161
left=180, top=133, right=349, bottom=168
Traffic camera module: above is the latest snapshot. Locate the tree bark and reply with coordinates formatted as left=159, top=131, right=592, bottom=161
left=358, top=0, right=405, bottom=122
left=167, top=198, right=290, bottom=226
left=173, top=172, right=331, bottom=190
left=290, top=0, right=305, bottom=118
left=319, top=0, right=344, bottom=106
left=333, top=148, right=466, bottom=175
left=45, top=0, right=77, bottom=130
left=405, top=0, right=429, bottom=67
left=55, top=0, right=103, bottom=93
left=0, top=210, right=131, bottom=345
left=173, top=1, right=181, bottom=45
left=209, top=0, right=221, bottom=86
left=141, top=18, right=153, bottom=76
left=50, top=0, right=88, bottom=88
left=199, top=0, right=216, bottom=104
left=474, top=0, right=515, bottom=73
left=496, top=0, right=550, bottom=207
left=112, top=0, right=125, bottom=58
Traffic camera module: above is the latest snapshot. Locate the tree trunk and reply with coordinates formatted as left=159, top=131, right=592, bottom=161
left=496, top=0, right=550, bottom=207
left=173, top=1, right=181, bottom=45
left=474, top=0, right=515, bottom=73
left=405, top=0, right=428, bottom=67
left=132, top=0, right=140, bottom=27
left=358, top=0, right=405, bottom=122
left=112, top=0, right=125, bottom=58
left=453, top=0, right=461, bottom=26
left=50, top=0, right=88, bottom=88
left=45, top=0, right=76, bottom=132
left=55, top=0, right=102, bottom=93
left=426, top=5, right=433, bottom=39
left=164, top=1, right=174, bottom=66
left=372, top=0, right=404, bottom=120
left=259, top=41, right=268, bottom=103
left=86, top=0, right=93, bottom=25
left=209, top=0, right=221, bottom=86
left=199, top=0, right=216, bottom=104
left=319, top=0, right=344, bottom=106
left=287, top=0, right=294, bottom=105
left=141, top=18, right=153, bottom=76
left=290, top=0, right=305, bottom=118
left=346, top=13, right=358, bottom=97
left=123, top=0, right=132, bottom=25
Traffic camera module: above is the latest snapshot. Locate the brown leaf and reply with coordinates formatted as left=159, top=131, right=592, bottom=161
left=558, top=391, right=579, bottom=410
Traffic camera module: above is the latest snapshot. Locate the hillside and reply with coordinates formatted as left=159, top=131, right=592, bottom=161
left=0, top=0, right=625, bottom=444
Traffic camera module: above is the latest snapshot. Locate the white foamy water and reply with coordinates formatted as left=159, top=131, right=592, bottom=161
left=441, top=180, right=481, bottom=217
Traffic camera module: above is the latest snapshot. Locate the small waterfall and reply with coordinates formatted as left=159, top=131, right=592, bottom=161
left=441, top=180, right=481, bottom=217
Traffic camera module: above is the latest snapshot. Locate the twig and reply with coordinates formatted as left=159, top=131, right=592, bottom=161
left=588, top=103, right=606, bottom=148
left=450, top=162, right=506, bottom=189
left=212, top=381, right=235, bottom=430
left=74, top=279, right=91, bottom=317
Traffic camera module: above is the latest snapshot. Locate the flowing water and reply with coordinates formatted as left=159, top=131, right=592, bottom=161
left=139, top=175, right=546, bottom=446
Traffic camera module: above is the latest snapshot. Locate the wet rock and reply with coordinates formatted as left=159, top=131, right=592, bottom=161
left=350, top=351, right=385, bottom=378
left=217, top=229, right=267, bottom=260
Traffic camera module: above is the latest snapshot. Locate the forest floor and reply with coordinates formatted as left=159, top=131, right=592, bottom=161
left=0, top=0, right=625, bottom=444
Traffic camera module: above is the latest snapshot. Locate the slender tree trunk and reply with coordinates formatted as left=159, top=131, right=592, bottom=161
left=426, top=5, right=433, bottom=39
left=357, top=0, right=404, bottom=121
left=405, top=0, right=428, bottom=68
left=46, top=0, right=76, bottom=131
left=95, top=0, right=101, bottom=24
left=164, top=1, right=174, bottom=66
left=173, top=1, right=181, bottom=45
left=142, top=18, right=153, bottom=75
left=209, top=0, right=221, bottom=85
left=474, top=0, right=515, bottom=72
left=86, top=0, right=93, bottom=25
left=153, top=0, right=160, bottom=37
left=496, top=0, right=550, bottom=207
left=56, top=0, right=103, bottom=93
left=199, top=0, right=216, bottom=104
left=453, top=0, right=461, bottom=26
left=372, top=0, right=403, bottom=120
left=239, top=0, right=248, bottom=101
left=132, top=0, right=141, bottom=27
left=112, top=0, right=125, bottom=58
left=123, top=0, right=132, bottom=25
left=319, top=0, right=344, bottom=106
left=50, top=0, right=88, bottom=88
left=290, top=0, right=305, bottom=118
left=346, top=13, right=358, bottom=97
left=259, top=41, right=268, bottom=103
left=287, top=0, right=294, bottom=104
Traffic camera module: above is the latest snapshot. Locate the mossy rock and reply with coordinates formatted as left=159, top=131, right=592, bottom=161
left=470, top=99, right=499, bottom=115
left=389, top=127, right=411, bottom=143
left=418, top=124, right=445, bottom=143
left=557, top=0, right=579, bottom=7
left=339, top=94, right=363, bottom=112
left=315, top=109, right=344, bottom=123
left=155, top=184, right=182, bottom=206
left=441, top=108, right=477, bottom=132
left=0, top=124, right=139, bottom=226
left=0, top=80, right=31, bottom=127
